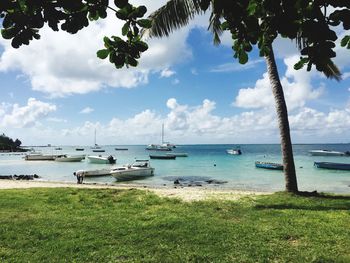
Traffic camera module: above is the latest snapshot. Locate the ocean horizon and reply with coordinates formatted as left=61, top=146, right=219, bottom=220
left=1, top=144, right=350, bottom=194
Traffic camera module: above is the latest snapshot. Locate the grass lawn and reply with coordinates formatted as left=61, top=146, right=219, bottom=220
left=0, top=188, right=349, bottom=262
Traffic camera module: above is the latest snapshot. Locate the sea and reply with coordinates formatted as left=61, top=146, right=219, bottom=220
left=1, top=144, right=350, bottom=194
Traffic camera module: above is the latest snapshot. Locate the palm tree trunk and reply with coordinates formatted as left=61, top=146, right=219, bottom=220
left=265, top=45, right=298, bottom=193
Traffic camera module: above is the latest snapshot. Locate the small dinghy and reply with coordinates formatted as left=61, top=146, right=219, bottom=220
left=255, top=161, right=283, bottom=170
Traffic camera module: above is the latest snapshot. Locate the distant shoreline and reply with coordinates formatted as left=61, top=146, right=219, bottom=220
left=0, top=180, right=270, bottom=201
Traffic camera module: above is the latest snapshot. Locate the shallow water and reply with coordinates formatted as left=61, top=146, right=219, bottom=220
left=1, top=144, right=350, bottom=193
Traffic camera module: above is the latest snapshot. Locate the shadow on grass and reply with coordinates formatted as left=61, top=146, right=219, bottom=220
left=255, top=191, right=350, bottom=211
left=296, top=191, right=350, bottom=200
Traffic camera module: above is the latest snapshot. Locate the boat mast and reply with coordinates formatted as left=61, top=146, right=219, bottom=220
left=161, top=123, right=164, bottom=144
left=94, top=129, right=97, bottom=146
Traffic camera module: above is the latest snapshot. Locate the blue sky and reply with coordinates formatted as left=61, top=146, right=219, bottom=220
left=0, top=1, right=350, bottom=146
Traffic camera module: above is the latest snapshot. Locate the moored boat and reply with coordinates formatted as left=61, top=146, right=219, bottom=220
left=167, top=152, right=188, bottom=157
left=55, top=155, right=85, bottom=162
left=308, top=150, right=347, bottom=156
left=146, top=144, right=172, bottom=151
left=115, top=148, right=128, bottom=151
left=25, top=154, right=63, bottom=161
left=92, top=149, right=105, bottom=152
left=255, top=161, right=283, bottom=170
left=110, top=160, right=155, bottom=181
left=226, top=149, right=242, bottom=155
left=75, top=148, right=84, bottom=151
left=87, top=155, right=116, bottom=164
left=150, top=154, right=176, bottom=160
left=314, top=161, right=350, bottom=170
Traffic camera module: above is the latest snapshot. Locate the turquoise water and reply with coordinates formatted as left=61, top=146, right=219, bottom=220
left=1, top=144, right=350, bottom=193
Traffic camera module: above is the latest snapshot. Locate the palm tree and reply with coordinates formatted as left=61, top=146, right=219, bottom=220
left=144, top=0, right=341, bottom=193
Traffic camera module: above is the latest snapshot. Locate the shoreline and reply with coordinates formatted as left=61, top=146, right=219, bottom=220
left=0, top=179, right=271, bottom=201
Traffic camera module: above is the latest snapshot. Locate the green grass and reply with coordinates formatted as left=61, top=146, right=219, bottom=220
left=0, top=188, right=349, bottom=262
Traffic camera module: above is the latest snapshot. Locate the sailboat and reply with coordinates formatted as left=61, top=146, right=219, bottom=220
left=146, top=124, right=175, bottom=151
left=91, top=129, right=105, bottom=152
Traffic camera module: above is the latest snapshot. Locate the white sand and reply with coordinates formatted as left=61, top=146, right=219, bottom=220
left=0, top=180, right=270, bottom=201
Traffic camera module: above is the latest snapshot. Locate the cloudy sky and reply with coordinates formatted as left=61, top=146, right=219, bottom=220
left=1, top=1, right=350, bottom=146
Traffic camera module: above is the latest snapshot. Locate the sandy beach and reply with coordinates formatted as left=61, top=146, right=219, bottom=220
left=0, top=180, right=270, bottom=201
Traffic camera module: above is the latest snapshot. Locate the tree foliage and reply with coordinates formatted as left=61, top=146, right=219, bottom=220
left=0, top=133, right=23, bottom=151
left=146, top=0, right=350, bottom=80
left=0, top=0, right=151, bottom=68
left=1, top=1, right=349, bottom=74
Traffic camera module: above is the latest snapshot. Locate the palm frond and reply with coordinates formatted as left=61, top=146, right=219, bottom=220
left=208, top=12, right=222, bottom=45
left=144, top=0, right=204, bottom=38
left=321, top=58, right=342, bottom=81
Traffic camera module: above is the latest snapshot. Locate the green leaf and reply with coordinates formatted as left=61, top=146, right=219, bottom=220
left=238, top=50, right=248, bottom=64
left=340, top=35, right=350, bottom=47
left=114, top=0, right=128, bottom=9
left=247, top=2, right=258, bottom=16
left=122, top=22, right=129, bottom=36
left=136, top=19, right=152, bottom=29
left=96, top=49, right=109, bottom=59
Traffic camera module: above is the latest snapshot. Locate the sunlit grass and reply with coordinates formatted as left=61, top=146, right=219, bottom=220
left=0, top=188, right=349, bottom=262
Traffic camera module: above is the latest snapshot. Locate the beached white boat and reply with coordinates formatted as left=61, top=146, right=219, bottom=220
left=25, top=153, right=62, bottom=161
left=55, top=155, right=85, bottom=162
left=87, top=155, right=116, bottom=164
left=110, top=160, right=154, bottom=181
left=227, top=149, right=242, bottom=155
left=74, top=168, right=112, bottom=178
left=308, top=150, right=346, bottom=156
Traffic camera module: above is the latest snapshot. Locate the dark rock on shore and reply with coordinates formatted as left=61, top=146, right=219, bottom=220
left=167, top=176, right=228, bottom=187
left=0, top=174, right=39, bottom=180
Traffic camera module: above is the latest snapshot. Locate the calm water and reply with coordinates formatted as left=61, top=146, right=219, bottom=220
left=1, top=144, right=350, bottom=193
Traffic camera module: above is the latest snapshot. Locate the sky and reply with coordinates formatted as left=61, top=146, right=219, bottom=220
left=0, top=1, right=350, bottom=146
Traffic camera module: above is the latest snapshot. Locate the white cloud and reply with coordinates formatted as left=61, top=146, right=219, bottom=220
left=0, top=98, right=56, bottom=128
left=234, top=55, right=324, bottom=110
left=47, top=117, right=67, bottom=123
left=160, top=68, right=176, bottom=78
left=3, top=98, right=350, bottom=145
left=191, top=68, right=198, bottom=75
left=172, top=78, right=180, bottom=85
left=343, top=72, right=350, bottom=80
left=210, top=59, right=264, bottom=73
left=80, top=107, right=94, bottom=114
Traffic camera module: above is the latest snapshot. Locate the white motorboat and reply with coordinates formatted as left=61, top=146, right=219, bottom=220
left=74, top=168, right=112, bottom=178
left=87, top=155, right=116, bottom=164
left=308, top=150, right=347, bottom=156
left=110, top=160, right=155, bottom=181
left=55, top=155, right=85, bottom=162
left=227, top=149, right=242, bottom=155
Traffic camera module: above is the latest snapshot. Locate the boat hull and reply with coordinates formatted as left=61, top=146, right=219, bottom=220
left=309, top=150, right=345, bottom=156
left=150, top=155, right=176, bottom=160
left=255, top=161, right=283, bottom=170
left=314, top=162, right=350, bottom=170
left=55, top=156, right=85, bottom=162
left=111, top=167, right=154, bottom=181
left=25, top=154, right=62, bottom=161
left=167, top=153, right=188, bottom=157
left=87, top=156, right=116, bottom=164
